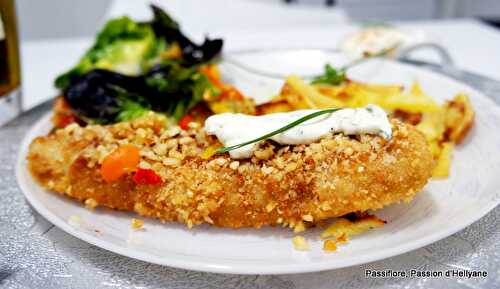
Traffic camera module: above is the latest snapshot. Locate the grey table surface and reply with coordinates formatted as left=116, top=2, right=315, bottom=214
left=1, top=65, right=500, bottom=288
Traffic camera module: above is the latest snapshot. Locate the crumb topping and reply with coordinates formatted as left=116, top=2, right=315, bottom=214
left=29, top=111, right=431, bottom=230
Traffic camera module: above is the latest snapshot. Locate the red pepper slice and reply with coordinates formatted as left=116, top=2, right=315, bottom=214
left=179, top=114, right=193, bottom=130
left=133, top=168, right=162, bottom=185
left=58, top=114, right=77, bottom=128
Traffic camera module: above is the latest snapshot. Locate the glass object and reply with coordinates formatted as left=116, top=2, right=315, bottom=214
left=0, top=0, right=21, bottom=126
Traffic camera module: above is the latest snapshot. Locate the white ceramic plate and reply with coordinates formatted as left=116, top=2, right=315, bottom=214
left=16, top=53, right=500, bottom=275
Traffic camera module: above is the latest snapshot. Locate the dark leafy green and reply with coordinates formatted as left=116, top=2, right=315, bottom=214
left=63, top=62, right=217, bottom=124
left=63, top=69, right=147, bottom=123
left=150, top=4, right=223, bottom=66
left=57, top=5, right=224, bottom=124
left=55, top=5, right=223, bottom=90
left=142, top=62, right=219, bottom=120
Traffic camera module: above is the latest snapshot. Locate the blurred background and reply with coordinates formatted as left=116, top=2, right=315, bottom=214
left=15, top=0, right=500, bottom=40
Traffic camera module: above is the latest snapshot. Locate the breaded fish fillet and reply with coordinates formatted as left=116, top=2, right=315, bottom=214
left=27, top=113, right=433, bottom=229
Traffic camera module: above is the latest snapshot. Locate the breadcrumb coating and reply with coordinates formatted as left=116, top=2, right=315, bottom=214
left=27, top=112, right=433, bottom=229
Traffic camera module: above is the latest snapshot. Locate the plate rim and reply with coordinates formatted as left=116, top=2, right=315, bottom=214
left=16, top=60, right=500, bottom=275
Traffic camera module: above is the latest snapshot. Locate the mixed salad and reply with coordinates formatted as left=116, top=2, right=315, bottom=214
left=53, top=5, right=253, bottom=127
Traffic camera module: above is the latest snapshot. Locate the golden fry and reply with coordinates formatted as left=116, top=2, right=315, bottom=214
left=432, top=142, right=454, bottom=178
left=259, top=76, right=475, bottom=178
left=443, top=94, right=474, bottom=144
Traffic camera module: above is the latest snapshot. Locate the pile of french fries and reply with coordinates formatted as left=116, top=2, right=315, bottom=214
left=257, top=76, right=474, bottom=178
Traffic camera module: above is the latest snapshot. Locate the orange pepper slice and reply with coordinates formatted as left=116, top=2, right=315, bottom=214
left=200, top=64, right=225, bottom=89
left=101, top=145, right=140, bottom=183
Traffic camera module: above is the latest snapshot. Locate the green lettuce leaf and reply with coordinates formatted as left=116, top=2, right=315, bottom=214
left=55, top=16, right=158, bottom=89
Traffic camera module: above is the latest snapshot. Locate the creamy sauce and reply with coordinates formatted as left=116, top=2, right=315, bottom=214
left=204, top=104, right=392, bottom=159
left=339, top=27, right=425, bottom=60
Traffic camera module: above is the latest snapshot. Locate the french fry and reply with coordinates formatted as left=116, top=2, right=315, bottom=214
left=382, top=82, right=441, bottom=113
left=256, top=76, right=475, bottom=179
left=257, top=101, right=294, bottom=115
left=315, top=84, right=346, bottom=98
left=415, top=111, right=445, bottom=143
left=280, top=81, right=316, bottom=109
left=443, top=94, right=474, bottom=144
left=432, top=142, right=454, bottom=178
left=284, top=76, right=344, bottom=109
left=356, top=83, right=403, bottom=95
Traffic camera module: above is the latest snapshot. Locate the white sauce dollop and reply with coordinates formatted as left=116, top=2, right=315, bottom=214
left=204, top=104, right=392, bottom=159
left=339, top=26, right=425, bottom=60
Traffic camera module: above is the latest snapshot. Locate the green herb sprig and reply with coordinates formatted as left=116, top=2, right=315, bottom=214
left=311, top=44, right=401, bottom=86
left=311, top=64, right=346, bottom=85
left=217, top=108, right=341, bottom=154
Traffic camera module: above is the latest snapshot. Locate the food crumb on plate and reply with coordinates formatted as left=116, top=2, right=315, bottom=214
left=321, top=215, right=385, bottom=240
left=323, top=239, right=337, bottom=252
left=292, top=236, right=309, bottom=251
left=131, top=218, right=144, bottom=230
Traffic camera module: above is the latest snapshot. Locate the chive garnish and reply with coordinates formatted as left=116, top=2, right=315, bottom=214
left=216, top=108, right=342, bottom=154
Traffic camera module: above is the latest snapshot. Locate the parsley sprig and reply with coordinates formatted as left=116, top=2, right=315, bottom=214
left=311, top=45, right=400, bottom=86
left=311, top=64, right=347, bottom=85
